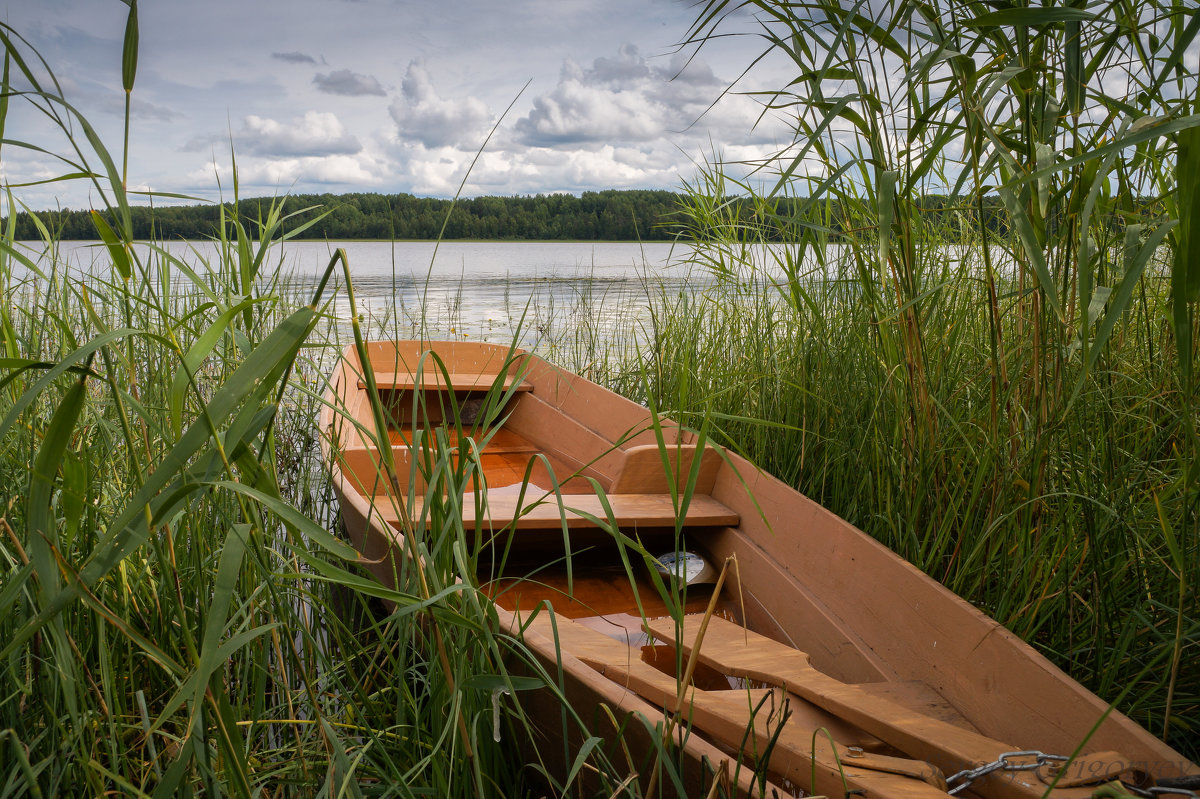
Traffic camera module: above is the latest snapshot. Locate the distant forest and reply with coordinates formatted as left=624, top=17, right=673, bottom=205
left=5, top=189, right=1106, bottom=243
left=5, top=190, right=689, bottom=241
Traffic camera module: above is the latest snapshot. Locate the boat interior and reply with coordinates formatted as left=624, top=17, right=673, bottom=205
left=329, top=341, right=736, bottom=560
left=329, top=342, right=743, bottom=635
left=324, top=341, right=1195, bottom=798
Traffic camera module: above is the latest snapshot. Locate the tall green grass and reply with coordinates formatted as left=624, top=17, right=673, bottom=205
left=0, top=16, right=567, bottom=797
left=637, top=0, right=1200, bottom=756
left=0, top=16, right=726, bottom=795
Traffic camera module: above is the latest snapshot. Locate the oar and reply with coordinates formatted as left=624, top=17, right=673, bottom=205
left=524, top=610, right=957, bottom=799
left=644, top=615, right=1101, bottom=799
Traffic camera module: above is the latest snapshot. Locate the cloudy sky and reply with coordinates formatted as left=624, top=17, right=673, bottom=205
left=2, top=0, right=795, bottom=210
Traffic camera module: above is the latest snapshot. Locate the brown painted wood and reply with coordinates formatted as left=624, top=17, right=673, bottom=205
left=523, top=611, right=954, bottom=799
left=376, top=491, right=739, bottom=531
left=385, top=427, right=538, bottom=452
left=484, top=563, right=723, bottom=648
left=361, top=339, right=526, bottom=377
left=643, top=614, right=1099, bottom=799
left=498, top=605, right=788, bottom=798
left=701, top=524, right=895, bottom=684
left=704, top=456, right=1196, bottom=774
left=514, top=357, right=687, bottom=451
left=504, top=391, right=626, bottom=485
left=610, top=444, right=724, bottom=495
left=357, top=371, right=533, bottom=392
left=857, top=682, right=979, bottom=733
left=340, top=429, right=595, bottom=495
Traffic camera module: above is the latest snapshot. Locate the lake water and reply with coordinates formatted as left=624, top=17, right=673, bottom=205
left=283, top=240, right=709, bottom=346
left=12, top=240, right=1017, bottom=353
left=25, top=239, right=721, bottom=349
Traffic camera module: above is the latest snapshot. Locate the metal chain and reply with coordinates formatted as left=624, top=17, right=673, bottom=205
left=1159, top=779, right=1200, bottom=792
left=1140, top=788, right=1200, bottom=799
left=946, top=751, right=1068, bottom=796
left=948, top=753, right=1200, bottom=799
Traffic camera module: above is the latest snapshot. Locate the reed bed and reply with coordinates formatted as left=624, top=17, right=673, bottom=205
left=0, top=229, right=666, bottom=794
left=0, top=210, right=556, bottom=795
left=612, top=0, right=1200, bottom=758
left=612, top=265, right=1196, bottom=755
left=0, top=18, right=710, bottom=795
left=0, top=18, right=567, bottom=796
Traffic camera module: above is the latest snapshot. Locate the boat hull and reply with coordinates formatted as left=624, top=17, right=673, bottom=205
left=322, top=340, right=1196, bottom=797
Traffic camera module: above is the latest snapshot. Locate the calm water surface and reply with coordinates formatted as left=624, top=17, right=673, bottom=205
left=32, top=240, right=719, bottom=348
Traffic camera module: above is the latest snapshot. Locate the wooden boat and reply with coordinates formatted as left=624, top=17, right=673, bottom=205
left=321, top=340, right=1198, bottom=798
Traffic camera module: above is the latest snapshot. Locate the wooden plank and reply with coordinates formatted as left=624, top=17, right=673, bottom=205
left=708, top=457, right=1193, bottom=768
left=514, top=358, right=680, bottom=447
left=357, top=447, right=599, bottom=497
left=610, top=444, right=724, bottom=494
left=504, top=392, right=626, bottom=484
left=385, top=427, right=540, bottom=454
left=520, top=611, right=953, bottom=799
left=858, top=681, right=980, bottom=733
left=359, top=341, right=529, bottom=386
left=376, top=491, right=739, bottom=530
left=497, top=605, right=791, bottom=799
left=702, top=525, right=895, bottom=684
left=358, top=371, right=532, bottom=392
left=643, top=615, right=1098, bottom=799
left=341, top=429, right=544, bottom=489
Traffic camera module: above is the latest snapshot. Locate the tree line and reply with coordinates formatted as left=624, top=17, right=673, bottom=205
left=5, top=190, right=688, bottom=241
left=3, top=189, right=1133, bottom=243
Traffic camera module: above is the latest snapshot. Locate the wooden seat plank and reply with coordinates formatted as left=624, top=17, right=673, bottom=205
left=358, top=371, right=532, bottom=392
left=643, top=615, right=1098, bottom=799
left=386, top=427, right=540, bottom=454
left=378, top=491, right=739, bottom=530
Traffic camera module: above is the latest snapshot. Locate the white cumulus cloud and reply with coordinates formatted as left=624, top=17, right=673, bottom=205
left=395, top=141, right=683, bottom=196
left=389, top=60, right=493, bottom=149
left=378, top=45, right=797, bottom=197
left=513, top=44, right=780, bottom=149
left=516, top=73, right=662, bottom=144
left=239, top=111, right=362, bottom=158
left=187, top=153, right=383, bottom=189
